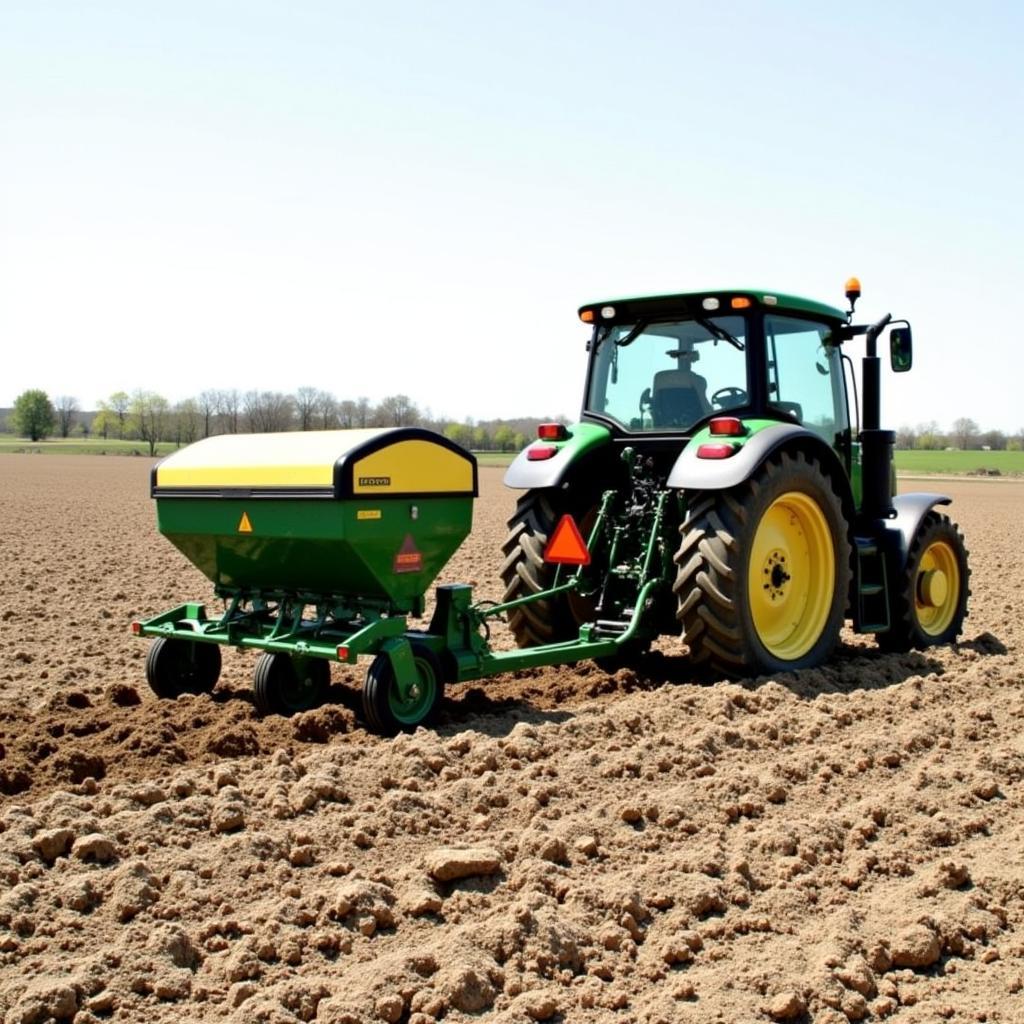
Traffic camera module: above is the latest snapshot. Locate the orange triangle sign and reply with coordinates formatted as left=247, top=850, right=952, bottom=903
left=238, top=511, right=253, bottom=534
left=544, top=514, right=591, bottom=565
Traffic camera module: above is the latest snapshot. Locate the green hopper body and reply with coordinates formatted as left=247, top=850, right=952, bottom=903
left=151, top=427, right=477, bottom=613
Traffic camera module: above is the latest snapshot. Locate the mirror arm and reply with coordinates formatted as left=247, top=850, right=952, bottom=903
left=864, top=313, right=892, bottom=359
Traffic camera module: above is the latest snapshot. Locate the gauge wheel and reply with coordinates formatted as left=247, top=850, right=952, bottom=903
left=253, top=653, right=329, bottom=716
left=362, top=643, right=445, bottom=736
left=145, top=637, right=221, bottom=699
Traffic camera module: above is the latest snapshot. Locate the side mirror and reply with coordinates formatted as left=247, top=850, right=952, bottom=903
left=890, top=325, right=912, bottom=372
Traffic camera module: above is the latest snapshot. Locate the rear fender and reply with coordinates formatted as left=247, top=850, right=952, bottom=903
left=879, top=492, right=951, bottom=571
left=504, top=422, right=613, bottom=490
left=667, top=422, right=851, bottom=505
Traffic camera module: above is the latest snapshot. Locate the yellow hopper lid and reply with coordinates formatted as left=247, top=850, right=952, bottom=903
left=152, top=427, right=477, bottom=499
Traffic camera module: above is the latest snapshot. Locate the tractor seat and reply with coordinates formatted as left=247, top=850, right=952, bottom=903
left=651, top=369, right=712, bottom=428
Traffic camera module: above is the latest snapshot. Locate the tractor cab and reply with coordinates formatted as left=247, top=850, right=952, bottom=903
left=581, top=291, right=850, bottom=449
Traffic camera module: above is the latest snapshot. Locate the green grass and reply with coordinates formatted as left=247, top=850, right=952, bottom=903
left=894, top=449, right=1024, bottom=476
left=473, top=451, right=518, bottom=467
left=0, top=436, right=177, bottom=457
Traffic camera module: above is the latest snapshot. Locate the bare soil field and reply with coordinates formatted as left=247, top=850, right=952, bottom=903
left=0, top=453, right=1022, bottom=1024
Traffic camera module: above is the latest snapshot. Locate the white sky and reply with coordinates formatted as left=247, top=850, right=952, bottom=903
left=2, top=1, right=1022, bottom=431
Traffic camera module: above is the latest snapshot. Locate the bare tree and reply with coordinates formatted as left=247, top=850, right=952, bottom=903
left=54, top=395, right=79, bottom=438
left=175, top=398, right=200, bottom=446
left=375, top=394, right=419, bottom=427
left=980, top=429, right=1006, bottom=451
left=218, top=389, right=241, bottom=434
left=294, top=386, right=319, bottom=431
left=952, top=417, right=978, bottom=450
left=895, top=425, right=917, bottom=450
left=355, top=397, right=371, bottom=428
left=317, top=391, right=339, bottom=430
left=337, top=399, right=356, bottom=429
left=198, top=390, right=219, bottom=438
left=244, top=391, right=294, bottom=433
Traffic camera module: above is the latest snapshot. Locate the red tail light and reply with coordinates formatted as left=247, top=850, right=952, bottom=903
left=336, top=645, right=350, bottom=661
left=697, top=443, right=737, bottom=459
left=537, top=423, right=569, bottom=441
left=709, top=417, right=745, bottom=437
left=130, top=621, right=142, bottom=635
left=527, top=445, right=558, bottom=461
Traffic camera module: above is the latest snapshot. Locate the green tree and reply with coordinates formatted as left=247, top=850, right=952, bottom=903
left=109, top=391, right=130, bottom=439
left=91, top=407, right=116, bottom=439
left=443, top=422, right=473, bottom=450
left=129, top=390, right=170, bottom=456
left=914, top=420, right=944, bottom=450
left=11, top=389, right=56, bottom=441
left=493, top=424, right=514, bottom=452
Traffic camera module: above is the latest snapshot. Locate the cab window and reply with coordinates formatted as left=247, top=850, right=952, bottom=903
left=587, top=316, right=748, bottom=431
left=765, top=315, right=845, bottom=442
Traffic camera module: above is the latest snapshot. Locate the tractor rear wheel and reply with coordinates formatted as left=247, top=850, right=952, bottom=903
left=145, top=637, right=221, bottom=699
left=362, top=643, right=444, bottom=736
left=500, top=487, right=598, bottom=647
left=253, top=653, right=329, bottom=716
left=878, top=512, right=969, bottom=651
left=674, top=450, right=851, bottom=676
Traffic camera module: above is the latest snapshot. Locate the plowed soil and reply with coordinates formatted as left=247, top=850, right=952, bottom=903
left=0, top=453, right=1022, bottom=1024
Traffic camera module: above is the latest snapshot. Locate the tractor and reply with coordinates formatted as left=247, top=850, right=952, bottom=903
left=135, top=280, right=969, bottom=734
left=501, top=279, right=970, bottom=675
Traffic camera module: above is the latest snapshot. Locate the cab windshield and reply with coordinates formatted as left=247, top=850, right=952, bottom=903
left=586, top=315, right=748, bottom=431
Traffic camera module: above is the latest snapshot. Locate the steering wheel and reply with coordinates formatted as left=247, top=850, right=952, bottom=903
left=711, top=386, right=748, bottom=410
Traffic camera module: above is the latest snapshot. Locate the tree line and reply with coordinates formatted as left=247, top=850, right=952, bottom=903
left=3, top=388, right=543, bottom=456
left=895, top=418, right=1024, bottom=452
left=6, top=389, right=1022, bottom=455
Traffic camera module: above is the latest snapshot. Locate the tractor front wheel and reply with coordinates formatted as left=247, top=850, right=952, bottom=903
left=253, top=653, right=329, bottom=716
left=362, top=644, right=444, bottom=736
left=878, top=512, right=969, bottom=652
left=145, top=637, right=221, bottom=699
left=674, top=450, right=851, bottom=676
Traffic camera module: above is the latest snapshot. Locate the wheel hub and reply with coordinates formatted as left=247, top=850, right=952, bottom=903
left=917, top=568, right=949, bottom=609
left=747, top=491, right=836, bottom=662
left=761, top=549, right=791, bottom=601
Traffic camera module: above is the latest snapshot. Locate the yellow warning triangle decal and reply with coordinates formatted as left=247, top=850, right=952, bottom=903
left=544, top=514, right=591, bottom=565
left=238, top=511, right=253, bottom=534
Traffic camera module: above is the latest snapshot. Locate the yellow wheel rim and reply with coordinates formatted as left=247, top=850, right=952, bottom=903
left=914, top=540, right=960, bottom=636
left=748, top=491, right=835, bottom=661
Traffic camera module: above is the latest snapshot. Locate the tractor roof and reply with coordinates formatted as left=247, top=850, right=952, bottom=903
left=579, top=289, right=847, bottom=323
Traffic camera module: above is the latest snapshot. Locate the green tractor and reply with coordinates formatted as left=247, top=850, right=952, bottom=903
left=501, top=279, right=970, bottom=676
left=135, top=280, right=969, bottom=735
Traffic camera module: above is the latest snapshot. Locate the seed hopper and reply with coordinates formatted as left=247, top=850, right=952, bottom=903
left=135, top=426, right=638, bottom=733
